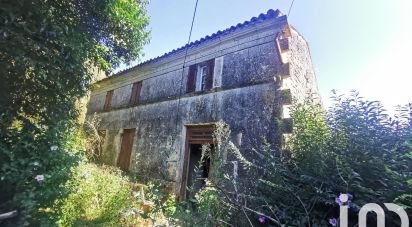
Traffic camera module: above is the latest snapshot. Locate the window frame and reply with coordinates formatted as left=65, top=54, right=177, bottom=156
left=186, top=59, right=215, bottom=93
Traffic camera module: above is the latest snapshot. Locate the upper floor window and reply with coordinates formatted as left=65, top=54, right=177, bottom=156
left=187, top=59, right=215, bottom=93
left=129, top=81, right=142, bottom=106
left=103, top=90, right=113, bottom=111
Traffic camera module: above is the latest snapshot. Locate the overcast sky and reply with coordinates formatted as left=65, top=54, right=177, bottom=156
left=127, top=0, right=412, bottom=111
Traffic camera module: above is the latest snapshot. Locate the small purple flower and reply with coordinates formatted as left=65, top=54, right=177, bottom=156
left=336, top=193, right=353, bottom=206
left=329, top=218, right=337, bottom=226
left=335, top=197, right=343, bottom=206
left=347, top=193, right=353, bottom=200
left=258, top=216, right=266, bottom=224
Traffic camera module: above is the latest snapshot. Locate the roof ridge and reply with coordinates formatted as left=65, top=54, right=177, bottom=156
left=110, top=9, right=284, bottom=78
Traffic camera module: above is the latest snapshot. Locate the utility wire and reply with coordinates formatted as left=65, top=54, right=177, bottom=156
left=170, top=0, right=200, bottom=156
left=287, top=0, right=296, bottom=17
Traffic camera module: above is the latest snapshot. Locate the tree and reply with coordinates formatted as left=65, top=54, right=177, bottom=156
left=0, top=0, right=149, bottom=225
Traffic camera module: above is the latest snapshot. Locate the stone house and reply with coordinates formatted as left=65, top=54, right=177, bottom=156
left=86, top=9, right=318, bottom=199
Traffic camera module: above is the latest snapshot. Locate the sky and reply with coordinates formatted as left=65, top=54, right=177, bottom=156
left=126, top=0, right=412, bottom=111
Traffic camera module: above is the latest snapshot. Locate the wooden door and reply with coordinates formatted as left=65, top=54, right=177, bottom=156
left=117, top=128, right=135, bottom=171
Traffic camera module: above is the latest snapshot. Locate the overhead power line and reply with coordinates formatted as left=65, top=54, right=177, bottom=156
left=288, top=0, right=296, bottom=17
left=170, top=0, right=200, bottom=157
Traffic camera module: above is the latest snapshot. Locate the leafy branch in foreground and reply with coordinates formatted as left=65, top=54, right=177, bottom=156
left=0, top=0, right=149, bottom=225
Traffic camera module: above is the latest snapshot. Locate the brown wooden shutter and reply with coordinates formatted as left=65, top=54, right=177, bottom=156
left=187, top=65, right=197, bottom=93
left=205, top=59, right=215, bottom=90
left=129, top=81, right=142, bottom=106
left=117, top=128, right=136, bottom=171
left=103, top=90, right=113, bottom=111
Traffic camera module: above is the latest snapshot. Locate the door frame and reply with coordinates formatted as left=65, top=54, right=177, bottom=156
left=179, top=124, right=215, bottom=200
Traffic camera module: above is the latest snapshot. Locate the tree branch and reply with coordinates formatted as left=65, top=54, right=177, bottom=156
left=0, top=210, right=17, bottom=220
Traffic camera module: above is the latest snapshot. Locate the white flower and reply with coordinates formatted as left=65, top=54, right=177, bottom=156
left=50, top=145, right=58, bottom=151
left=34, top=174, right=45, bottom=182
left=82, top=171, right=89, bottom=179
left=132, top=191, right=140, bottom=198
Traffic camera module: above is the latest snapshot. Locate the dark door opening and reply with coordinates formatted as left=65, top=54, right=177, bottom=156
left=186, top=144, right=213, bottom=199
left=180, top=125, right=215, bottom=200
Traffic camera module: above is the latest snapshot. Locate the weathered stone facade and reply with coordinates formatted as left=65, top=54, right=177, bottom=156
left=86, top=9, right=318, bottom=196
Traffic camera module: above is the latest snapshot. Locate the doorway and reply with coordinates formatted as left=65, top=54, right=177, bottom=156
left=181, top=125, right=214, bottom=200
left=117, top=128, right=135, bottom=171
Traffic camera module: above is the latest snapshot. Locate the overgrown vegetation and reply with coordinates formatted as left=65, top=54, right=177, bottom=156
left=55, top=163, right=171, bottom=226
left=57, top=163, right=133, bottom=226
left=157, top=92, right=412, bottom=226
left=1, top=1, right=410, bottom=225
left=0, top=0, right=149, bottom=225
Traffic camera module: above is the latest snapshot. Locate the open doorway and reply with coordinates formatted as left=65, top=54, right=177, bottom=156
left=186, top=143, right=214, bottom=199
left=181, top=125, right=214, bottom=200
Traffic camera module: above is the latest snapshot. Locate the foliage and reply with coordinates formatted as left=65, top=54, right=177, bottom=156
left=56, top=163, right=135, bottom=226
left=82, top=114, right=105, bottom=162
left=0, top=0, right=149, bottom=225
left=167, top=187, right=230, bottom=227
left=0, top=121, right=84, bottom=226
left=201, top=92, right=412, bottom=226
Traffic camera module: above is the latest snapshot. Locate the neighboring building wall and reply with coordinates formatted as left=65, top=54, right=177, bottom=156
left=86, top=10, right=318, bottom=194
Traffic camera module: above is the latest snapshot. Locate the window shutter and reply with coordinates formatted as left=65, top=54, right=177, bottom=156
left=187, top=65, right=197, bottom=93
left=129, top=81, right=142, bottom=106
left=104, top=90, right=113, bottom=111
left=213, top=57, right=223, bottom=88
left=205, top=59, right=215, bottom=90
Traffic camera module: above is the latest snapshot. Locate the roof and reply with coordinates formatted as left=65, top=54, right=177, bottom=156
left=105, top=9, right=285, bottom=81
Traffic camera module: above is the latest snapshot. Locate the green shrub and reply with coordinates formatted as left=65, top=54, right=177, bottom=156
left=55, top=163, right=136, bottom=226
left=0, top=120, right=84, bottom=226
left=0, top=0, right=149, bottom=224
left=204, top=92, right=412, bottom=226
left=165, top=186, right=230, bottom=227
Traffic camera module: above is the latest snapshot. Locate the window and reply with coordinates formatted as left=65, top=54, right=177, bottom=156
left=186, top=59, right=215, bottom=93
left=103, top=90, right=113, bottom=111
left=129, top=81, right=142, bottom=106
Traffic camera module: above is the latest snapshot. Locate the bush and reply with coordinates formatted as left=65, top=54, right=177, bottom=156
left=0, top=120, right=83, bottom=226
left=56, top=163, right=134, bottom=226
left=0, top=0, right=149, bottom=224
left=52, top=163, right=173, bottom=227
left=200, top=92, right=412, bottom=226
